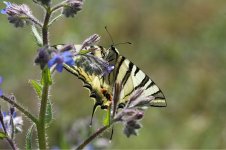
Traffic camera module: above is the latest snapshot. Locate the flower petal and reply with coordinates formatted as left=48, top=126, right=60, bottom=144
left=1, top=1, right=11, bottom=14
left=3, top=1, right=12, bottom=7
left=62, top=51, right=73, bottom=57
left=48, top=56, right=57, bottom=68
left=64, top=56, right=75, bottom=65
left=56, top=64, right=63, bottom=72
left=1, top=9, right=7, bottom=14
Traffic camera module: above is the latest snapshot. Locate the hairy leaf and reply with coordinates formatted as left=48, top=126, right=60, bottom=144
left=31, top=25, right=43, bottom=47
left=25, top=124, right=35, bottom=150
left=29, top=80, right=42, bottom=98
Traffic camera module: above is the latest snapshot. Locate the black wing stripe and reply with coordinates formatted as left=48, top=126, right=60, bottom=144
left=134, top=75, right=149, bottom=90
left=134, top=66, right=140, bottom=76
left=152, top=90, right=165, bottom=99
left=146, top=80, right=154, bottom=90
left=121, top=62, right=134, bottom=86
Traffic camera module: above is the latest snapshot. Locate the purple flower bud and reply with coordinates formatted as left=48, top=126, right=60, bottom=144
left=35, top=47, right=51, bottom=70
left=123, top=120, right=141, bottom=137
left=81, top=34, right=101, bottom=50
left=62, top=0, right=84, bottom=17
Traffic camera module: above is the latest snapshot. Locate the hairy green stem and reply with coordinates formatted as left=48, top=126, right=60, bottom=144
left=0, top=95, right=38, bottom=124
left=37, top=82, right=49, bottom=149
left=76, top=125, right=110, bottom=150
left=36, top=5, right=52, bottom=149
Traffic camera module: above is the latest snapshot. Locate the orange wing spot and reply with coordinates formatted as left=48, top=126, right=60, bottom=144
left=101, top=88, right=112, bottom=101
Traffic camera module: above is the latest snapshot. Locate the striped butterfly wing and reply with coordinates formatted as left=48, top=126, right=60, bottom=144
left=104, top=46, right=166, bottom=107
left=61, top=45, right=114, bottom=109
left=54, top=44, right=166, bottom=110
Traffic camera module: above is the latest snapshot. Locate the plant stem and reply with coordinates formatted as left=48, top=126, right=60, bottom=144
left=76, top=125, right=110, bottom=150
left=37, top=81, right=49, bottom=149
left=42, top=7, right=51, bottom=46
left=51, top=3, right=64, bottom=13
left=36, top=5, right=52, bottom=148
left=0, top=95, right=38, bottom=124
left=6, top=137, right=17, bottom=150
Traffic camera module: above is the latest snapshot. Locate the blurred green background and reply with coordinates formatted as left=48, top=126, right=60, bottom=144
left=1, top=0, right=226, bottom=149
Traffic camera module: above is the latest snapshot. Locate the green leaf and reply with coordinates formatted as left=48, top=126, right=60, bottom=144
left=31, top=25, right=43, bottom=47
left=29, top=80, right=43, bottom=98
left=25, top=124, right=35, bottom=150
left=0, top=131, right=7, bottom=140
left=41, top=67, right=52, bottom=85
left=45, top=99, right=53, bottom=125
left=103, top=107, right=111, bottom=126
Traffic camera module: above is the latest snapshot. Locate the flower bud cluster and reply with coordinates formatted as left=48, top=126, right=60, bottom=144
left=1, top=1, right=33, bottom=27
left=62, top=0, right=84, bottom=17
left=113, top=85, right=155, bottom=137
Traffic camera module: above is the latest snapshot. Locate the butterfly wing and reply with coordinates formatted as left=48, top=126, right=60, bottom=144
left=54, top=44, right=166, bottom=109
left=105, top=47, right=166, bottom=107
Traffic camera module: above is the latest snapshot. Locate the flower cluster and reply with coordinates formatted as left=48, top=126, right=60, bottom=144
left=62, top=0, right=84, bottom=17
left=35, top=46, right=75, bottom=72
left=1, top=1, right=33, bottom=27
left=112, top=84, right=155, bottom=137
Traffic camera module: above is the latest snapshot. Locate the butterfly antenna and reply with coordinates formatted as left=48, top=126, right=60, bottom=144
left=114, top=42, right=132, bottom=46
left=105, top=26, right=132, bottom=47
left=105, top=26, right=115, bottom=46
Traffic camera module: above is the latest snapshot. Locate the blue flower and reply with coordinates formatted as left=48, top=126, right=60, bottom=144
left=1, top=1, right=11, bottom=14
left=48, top=51, right=75, bottom=72
left=0, top=76, right=3, bottom=96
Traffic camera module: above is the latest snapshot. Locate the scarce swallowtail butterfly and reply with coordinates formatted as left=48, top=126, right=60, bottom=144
left=54, top=44, right=166, bottom=118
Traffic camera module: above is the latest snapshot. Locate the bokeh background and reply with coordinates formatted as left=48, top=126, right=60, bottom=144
left=1, top=0, right=226, bottom=149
